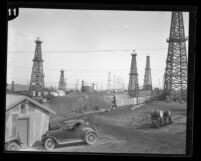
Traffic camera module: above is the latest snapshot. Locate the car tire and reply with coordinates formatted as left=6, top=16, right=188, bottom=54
left=6, top=142, right=20, bottom=151
left=167, top=116, right=172, bottom=124
left=85, top=133, right=97, bottom=145
left=152, top=120, right=159, bottom=128
left=44, top=138, right=56, bottom=151
left=159, top=118, right=165, bottom=126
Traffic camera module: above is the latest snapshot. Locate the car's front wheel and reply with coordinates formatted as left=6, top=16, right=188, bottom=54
left=44, top=138, right=56, bottom=151
left=85, top=133, right=97, bottom=145
left=6, top=142, right=20, bottom=151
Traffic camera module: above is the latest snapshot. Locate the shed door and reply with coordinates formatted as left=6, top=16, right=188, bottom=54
left=16, top=119, right=29, bottom=147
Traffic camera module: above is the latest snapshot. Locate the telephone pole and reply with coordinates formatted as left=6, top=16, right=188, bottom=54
left=107, top=72, right=112, bottom=91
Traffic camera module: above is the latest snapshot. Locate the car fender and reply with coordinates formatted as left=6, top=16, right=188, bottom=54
left=43, top=136, right=58, bottom=144
left=83, top=129, right=98, bottom=139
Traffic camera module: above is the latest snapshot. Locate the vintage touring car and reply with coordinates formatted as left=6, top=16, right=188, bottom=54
left=42, top=119, right=98, bottom=150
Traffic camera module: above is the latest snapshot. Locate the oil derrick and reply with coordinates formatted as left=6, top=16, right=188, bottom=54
left=107, top=72, right=112, bottom=91
left=163, top=12, right=188, bottom=101
left=143, top=56, right=152, bottom=90
left=29, top=37, right=45, bottom=100
left=81, top=80, right=84, bottom=92
left=59, top=69, right=66, bottom=91
left=128, top=50, right=139, bottom=97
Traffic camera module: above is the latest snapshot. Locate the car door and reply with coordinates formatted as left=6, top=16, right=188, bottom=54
left=52, top=126, right=73, bottom=142
left=71, top=123, right=85, bottom=140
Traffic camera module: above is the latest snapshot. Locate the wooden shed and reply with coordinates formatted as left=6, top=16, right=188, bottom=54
left=5, top=94, right=56, bottom=147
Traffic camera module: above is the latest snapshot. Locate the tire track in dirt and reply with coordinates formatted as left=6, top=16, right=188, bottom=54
left=88, top=115, right=186, bottom=154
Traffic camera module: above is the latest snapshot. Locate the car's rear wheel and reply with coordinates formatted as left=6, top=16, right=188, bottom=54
left=159, top=118, right=164, bottom=126
left=44, top=138, right=56, bottom=151
left=6, top=142, right=20, bottom=151
left=85, top=133, right=97, bottom=145
left=167, top=116, right=172, bottom=124
left=152, top=119, right=160, bottom=128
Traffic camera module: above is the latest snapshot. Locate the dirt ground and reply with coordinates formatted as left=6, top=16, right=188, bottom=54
left=33, top=101, right=186, bottom=154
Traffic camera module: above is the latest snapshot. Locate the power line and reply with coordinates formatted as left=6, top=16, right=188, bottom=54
left=8, top=66, right=166, bottom=71
left=7, top=48, right=168, bottom=54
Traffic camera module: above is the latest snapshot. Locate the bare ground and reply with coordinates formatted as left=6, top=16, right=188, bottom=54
left=33, top=101, right=186, bottom=154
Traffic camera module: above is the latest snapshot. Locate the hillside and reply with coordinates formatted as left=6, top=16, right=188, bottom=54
left=45, top=92, right=110, bottom=122
left=7, top=83, right=29, bottom=91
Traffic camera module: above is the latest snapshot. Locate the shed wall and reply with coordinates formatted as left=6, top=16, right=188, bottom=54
left=5, top=100, right=50, bottom=147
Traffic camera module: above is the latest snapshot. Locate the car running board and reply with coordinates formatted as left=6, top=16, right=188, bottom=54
left=57, top=139, right=84, bottom=145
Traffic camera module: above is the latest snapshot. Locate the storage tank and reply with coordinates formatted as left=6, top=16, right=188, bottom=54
left=82, top=85, right=93, bottom=93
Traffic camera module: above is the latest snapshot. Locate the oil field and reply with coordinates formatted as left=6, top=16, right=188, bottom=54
left=5, top=9, right=189, bottom=154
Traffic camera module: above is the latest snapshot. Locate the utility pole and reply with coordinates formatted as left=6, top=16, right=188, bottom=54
left=75, top=79, right=79, bottom=91
left=92, top=83, right=95, bottom=108
left=113, top=75, right=116, bottom=91
left=107, top=72, right=112, bottom=91
left=11, top=81, right=15, bottom=92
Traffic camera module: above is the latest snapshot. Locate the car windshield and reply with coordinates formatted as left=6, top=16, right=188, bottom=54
left=71, top=122, right=82, bottom=130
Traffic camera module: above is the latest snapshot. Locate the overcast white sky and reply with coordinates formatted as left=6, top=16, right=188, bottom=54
left=7, top=8, right=189, bottom=90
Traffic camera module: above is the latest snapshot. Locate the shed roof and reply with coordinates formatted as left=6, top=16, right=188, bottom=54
left=6, top=94, right=56, bottom=115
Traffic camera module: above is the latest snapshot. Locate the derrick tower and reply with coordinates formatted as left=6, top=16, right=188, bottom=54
left=143, top=56, right=152, bottom=90
left=107, top=72, right=112, bottom=91
left=128, top=50, right=139, bottom=97
left=59, top=69, right=66, bottom=91
left=29, top=37, right=45, bottom=100
left=164, top=12, right=188, bottom=101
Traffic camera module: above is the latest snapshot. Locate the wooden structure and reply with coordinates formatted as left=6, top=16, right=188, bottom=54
left=5, top=94, right=56, bottom=147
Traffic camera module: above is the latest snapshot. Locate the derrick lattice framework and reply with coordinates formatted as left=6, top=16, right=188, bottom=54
left=143, top=56, right=152, bottom=90
left=163, top=12, right=188, bottom=100
left=128, top=50, right=139, bottom=97
left=59, top=69, right=66, bottom=91
left=29, top=37, right=45, bottom=97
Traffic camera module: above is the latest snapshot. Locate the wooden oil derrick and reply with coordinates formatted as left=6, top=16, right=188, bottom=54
left=143, top=56, right=152, bottom=91
left=59, top=69, right=66, bottom=91
left=128, top=50, right=139, bottom=97
left=29, top=37, right=45, bottom=102
left=163, top=12, right=188, bottom=101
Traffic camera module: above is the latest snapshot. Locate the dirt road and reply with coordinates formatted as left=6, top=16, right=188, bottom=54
left=48, top=101, right=186, bottom=154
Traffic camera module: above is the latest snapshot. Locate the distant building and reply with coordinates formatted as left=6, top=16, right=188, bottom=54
left=57, top=90, right=65, bottom=96
left=5, top=94, right=56, bottom=147
left=50, top=90, right=65, bottom=97
left=43, top=88, right=51, bottom=97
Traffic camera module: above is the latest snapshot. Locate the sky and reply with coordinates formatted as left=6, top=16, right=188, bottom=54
left=7, top=8, right=189, bottom=90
